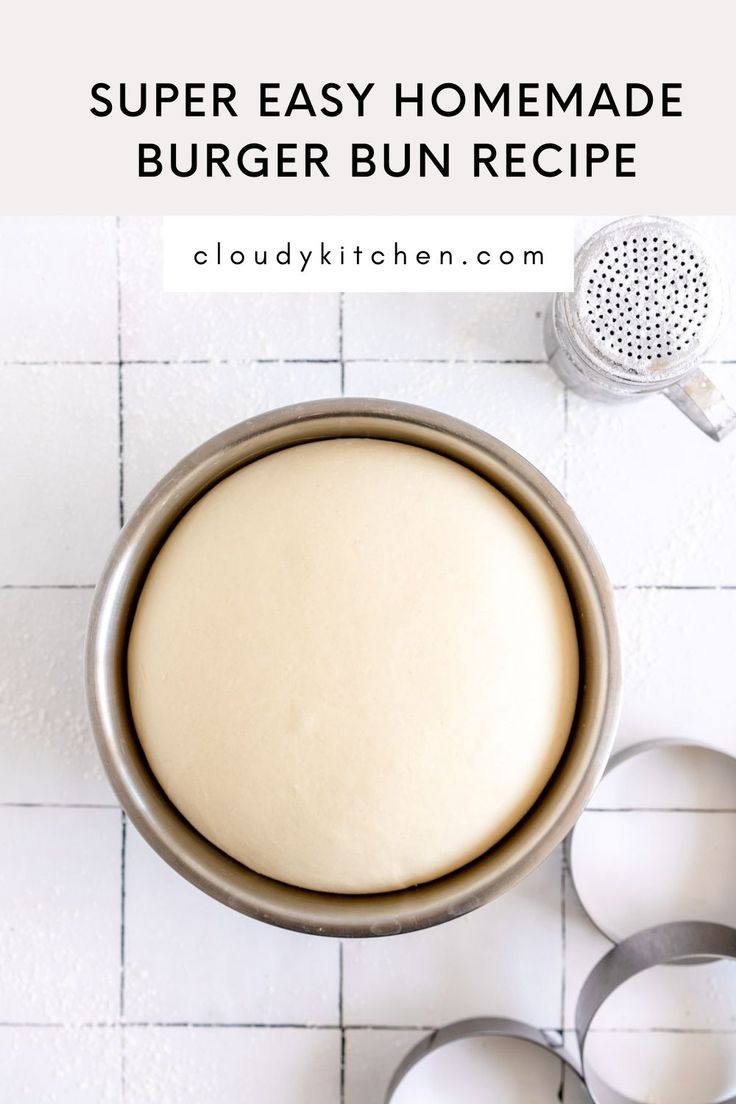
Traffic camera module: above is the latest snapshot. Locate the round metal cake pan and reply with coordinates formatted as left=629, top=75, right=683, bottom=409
left=85, top=398, right=621, bottom=937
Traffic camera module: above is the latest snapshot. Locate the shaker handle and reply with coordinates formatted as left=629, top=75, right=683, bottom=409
left=666, top=368, right=736, bottom=442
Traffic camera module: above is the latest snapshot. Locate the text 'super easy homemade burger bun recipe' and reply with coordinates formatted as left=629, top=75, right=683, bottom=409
left=127, top=438, right=579, bottom=894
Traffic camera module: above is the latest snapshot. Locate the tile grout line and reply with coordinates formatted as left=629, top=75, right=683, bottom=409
left=119, top=809, right=128, bottom=1104
left=560, top=847, right=568, bottom=1036
left=120, top=1024, right=127, bottom=1104
left=583, top=806, right=736, bottom=814
left=118, top=806, right=127, bottom=1104
left=3, top=357, right=736, bottom=367
left=339, top=293, right=346, bottom=395
left=338, top=291, right=346, bottom=1098
left=116, top=215, right=125, bottom=529
left=117, top=364, right=125, bottom=527
left=115, top=215, right=128, bottom=1104
left=5, top=801, right=734, bottom=814
left=119, top=813, right=127, bottom=995
left=7, top=583, right=736, bottom=593
left=3, top=1020, right=736, bottom=1035
left=613, top=584, right=736, bottom=591
left=0, top=360, right=122, bottom=367
left=0, top=1021, right=346, bottom=1030
left=0, top=802, right=119, bottom=809
left=569, top=384, right=573, bottom=496
left=0, top=584, right=96, bottom=590
left=339, top=941, right=345, bottom=1103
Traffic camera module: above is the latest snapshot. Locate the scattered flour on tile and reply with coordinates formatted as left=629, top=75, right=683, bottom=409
left=567, top=389, right=736, bottom=585
left=1, top=1025, right=121, bottom=1103
left=0, top=895, right=115, bottom=1024
left=614, top=587, right=677, bottom=688
left=637, top=478, right=726, bottom=587
left=125, top=1028, right=206, bottom=1104
left=0, top=591, right=103, bottom=793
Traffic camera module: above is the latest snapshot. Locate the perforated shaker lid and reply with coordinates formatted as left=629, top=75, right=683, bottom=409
left=563, top=216, right=726, bottom=388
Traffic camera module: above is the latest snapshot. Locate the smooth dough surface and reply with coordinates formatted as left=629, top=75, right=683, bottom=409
left=128, top=439, right=579, bottom=894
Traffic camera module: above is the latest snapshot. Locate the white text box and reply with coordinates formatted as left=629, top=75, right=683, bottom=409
left=163, top=216, right=574, bottom=293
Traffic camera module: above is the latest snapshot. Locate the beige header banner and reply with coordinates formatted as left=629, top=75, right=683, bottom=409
left=1, top=0, right=733, bottom=213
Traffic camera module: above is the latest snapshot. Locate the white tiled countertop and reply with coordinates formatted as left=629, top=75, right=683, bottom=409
left=2, top=216, right=736, bottom=1103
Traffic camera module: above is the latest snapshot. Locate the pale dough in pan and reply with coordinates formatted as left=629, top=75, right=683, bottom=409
left=128, top=439, right=579, bottom=894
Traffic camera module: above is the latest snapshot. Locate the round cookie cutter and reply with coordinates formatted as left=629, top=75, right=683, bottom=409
left=576, top=920, right=736, bottom=1104
left=384, top=1016, right=592, bottom=1102
left=382, top=924, right=736, bottom=1104
left=566, top=737, right=736, bottom=952
left=86, top=398, right=621, bottom=937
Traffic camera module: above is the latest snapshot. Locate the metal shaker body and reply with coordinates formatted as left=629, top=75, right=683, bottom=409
left=546, top=216, right=736, bottom=440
